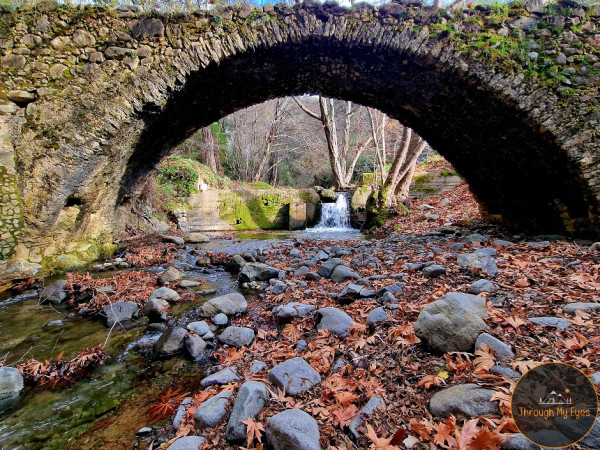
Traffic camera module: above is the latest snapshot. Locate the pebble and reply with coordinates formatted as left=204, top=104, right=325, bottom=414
left=265, top=409, right=322, bottom=450
left=269, top=357, right=321, bottom=395
left=201, top=367, right=240, bottom=387
left=213, top=313, right=228, bottom=325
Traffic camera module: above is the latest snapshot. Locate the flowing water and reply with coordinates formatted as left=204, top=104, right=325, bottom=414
left=309, top=193, right=354, bottom=232
left=0, top=230, right=362, bottom=449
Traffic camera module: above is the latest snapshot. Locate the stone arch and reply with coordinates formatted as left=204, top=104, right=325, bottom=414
left=0, top=0, right=599, bottom=269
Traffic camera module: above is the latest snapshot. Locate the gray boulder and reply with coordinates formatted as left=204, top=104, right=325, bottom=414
left=179, top=280, right=201, bottom=288
left=414, top=292, right=488, bottom=353
left=185, top=335, right=207, bottom=359
left=187, top=320, right=210, bottom=336
left=213, top=313, right=228, bottom=326
left=266, top=409, right=322, bottom=450
left=349, top=395, right=383, bottom=438
left=167, top=436, right=205, bottom=449
left=0, top=367, right=24, bottom=400
left=184, top=232, right=210, bottom=243
left=194, top=390, right=232, bottom=429
left=430, top=383, right=500, bottom=418
left=314, top=307, right=354, bottom=338
left=330, top=265, right=360, bottom=282
left=155, top=327, right=188, bottom=355
left=423, top=265, right=446, bottom=278
left=143, top=297, right=169, bottom=322
left=366, top=307, right=388, bottom=327
left=158, top=266, right=182, bottom=285
left=273, top=302, right=315, bottom=322
left=251, top=360, right=267, bottom=373
left=39, top=279, right=68, bottom=304
left=239, top=263, right=280, bottom=282
left=201, top=367, right=240, bottom=387
left=162, top=235, right=184, bottom=245
left=269, top=357, right=321, bottom=396
left=225, top=381, right=270, bottom=442
left=581, top=416, right=600, bottom=448
left=457, top=251, right=498, bottom=275
left=475, top=333, right=514, bottom=358
left=317, top=258, right=344, bottom=278
left=200, top=293, right=247, bottom=317
left=294, top=266, right=311, bottom=278
left=230, top=254, right=247, bottom=272
left=149, top=287, right=180, bottom=302
left=563, top=302, right=600, bottom=314
left=219, top=326, right=255, bottom=347
left=528, top=316, right=571, bottom=329
left=467, top=279, right=497, bottom=295
left=103, top=301, right=139, bottom=327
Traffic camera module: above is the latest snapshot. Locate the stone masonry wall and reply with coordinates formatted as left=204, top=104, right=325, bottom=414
left=0, top=0, right=598, bottom=283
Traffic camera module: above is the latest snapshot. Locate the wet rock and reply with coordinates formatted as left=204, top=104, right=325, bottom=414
left=314, top=307, right=354, bottom=338
left=0, top=367, right=24, bottom=400
left=265, top=409, right=322, bottom=450
left=39, top=279, right=68, bottom=304
left=168, top=436, right=205, bottom=449
left=200, top=293, right=247, bottom=316
left=239, top=263, right=280, bottom=282
left=201, top=367, right=240, bottom=387
left=158, top=266, right=182, bottom=285
left=187, top=320, right=210, bottom=336
left=414, top=292, right=488, bottom=353
left=467, top=279, right=497, bottom=295
left=457, top=251, right=498, bottom=275
left=162, top=235, right=184, bottom=245
left=135, top=427, right=152, bottom=436
left=155, top=327, right=188, bottom=355
left=184, top=232, right=210, bottom=243
left=250, top=360, right=267, bottom=373
left=194, top=390, right=232, bottom=429
left=330, top=265, right=360, bottom=282
left=366, top=307, right=388, bottom=327
left=230, top=254, right=246, bottom=272
left=43, top=320, right=65, bottom=329
left=143, top=297, right=169, bottom=322
left=173, top=397, right=192, bottom=430
left=430, top=384, right=499, bottom=418
left=475, top=333, right=514, bottom=358
left=103, top=301, right=139, bottom=327
left=563, top=302, right=600, bottom=314
left=349, top=395, right=383, bottom=438
left=269, top=357, right=321, bottom=396
left=528, top=316, right=571, bottom=329
left=225, top=381, right=270, bottom=442
left=185, top=335, right=207, bottom=359
left=149, top=287, right=180, bottom=303
left=219, top=326, right=255, bottom=347
left=317, top=258, right=344, bottom=277
left=423, top=265, right=446, bottom=278
left=273, top=302, right=315, bottom=322
left=213, top=313, right=228, bottom=326
left=179, top=280, right=201, bottom=288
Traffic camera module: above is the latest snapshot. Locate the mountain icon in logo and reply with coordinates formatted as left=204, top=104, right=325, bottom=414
left=539, top=390, right=572, bottom=405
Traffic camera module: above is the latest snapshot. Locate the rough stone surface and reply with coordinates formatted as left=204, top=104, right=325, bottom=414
left=563, top=302, right=600, bottom=314
left=269, top=357, right=321, bottom=396
left=201, top=367, right=240, bottom=387
left=239, top=263, right=280, bottom=282
left=143, top=297, right=169, bottom=321
left=366, top=307, right=388, bottom=327
left=457, top=251, right=498, bottom=275
left=149, top=287, right=180, bottom=302
left=423, top=264, right=447, bottom=278
left=103, top=301, right=139, bottom=327
left=185, top=335, right=207, bottom=359
left=528, top=316, right=572, bottom=329
left=154, top=327, right=188, bottom=355
left=330, top=265, right=360, bottom=282
left=167, top=436, right=205, bottom=450
left=184, top=232, right=210, bottom=243
left=187, top=320, right=210, bottom=336
left=430, top=383, right=500, bottom=418
left=200, top=293, right=247, bottom=316
left=349, top=395, right=383, bottom=438
left=474, top=333, right=514, bottom=358
left=218, top=326, right=255, bottom=347
left=265, top=409, right=322, bottom=450
left=317, top=258, right=344, bottom=278
left=467, top=279, right=497, bottom=294
left=158, top=266, right=182, bottom=285
left=0, top=367, right=24, bottom=400
left=414, top=292, right=488, bottom=353
left=194, top=390, right=232, bottom=429
left=39, top=279, right=68, bottom=304
left=2, top=3, right=600, bottom=274
left=314, top=307, right=355, bottom=338
left=273, top=302, right=315, bottom=322
left=225, top=381, right=270, bottom=442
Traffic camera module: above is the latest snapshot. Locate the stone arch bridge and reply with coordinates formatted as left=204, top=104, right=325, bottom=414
left=0, top=0, right=599, bottom=278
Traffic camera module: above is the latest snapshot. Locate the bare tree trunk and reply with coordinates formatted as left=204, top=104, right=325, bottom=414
left=201, top=126, right=217, bottom=173
left=380, top=126, right=411, bottom=207
left=393, top=139, right=428, bottom=201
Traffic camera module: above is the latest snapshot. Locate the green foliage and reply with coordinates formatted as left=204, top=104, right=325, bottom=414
left=250, top=181, right=272, bottom=189
left=157, top=156, right=199, bottom=197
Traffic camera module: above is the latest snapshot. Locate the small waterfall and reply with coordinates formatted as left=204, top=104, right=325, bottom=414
left=310, top=193, right=354, bottom=231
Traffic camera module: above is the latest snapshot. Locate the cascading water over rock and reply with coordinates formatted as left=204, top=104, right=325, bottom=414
left=310, top=193, right=354, bottom=231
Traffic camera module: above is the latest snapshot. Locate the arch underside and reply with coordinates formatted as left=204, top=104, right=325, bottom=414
left=119, top=36, right=596, bottom=235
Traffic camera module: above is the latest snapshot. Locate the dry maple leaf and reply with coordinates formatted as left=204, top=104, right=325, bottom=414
left=469, top=426, right=511, bottom=449
left=242, top=417, right=264, bottom=448
left=473, top=344, right=496, bottom=373
left=454, top=418, right=480, bottom=449
left=333, top=404, right=358, bottom=428
left=433, top=420, right=457, bottom=448
left=417, top=374, right=446, bottom=390
left=334, top=391, right=360, bottom=406
left=365, top=424, right=401, bottom=450
left=410, top=419, right=432, bottom=441
left=563, top=331, right=589, bottom=350
left=512, top=360, right=538, bottom=374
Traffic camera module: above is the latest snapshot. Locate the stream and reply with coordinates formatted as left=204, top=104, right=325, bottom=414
left=0, top=227, right=361, bottom=449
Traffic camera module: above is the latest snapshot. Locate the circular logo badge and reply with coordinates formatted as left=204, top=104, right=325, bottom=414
left=511, top=362, right=598, bottom=448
